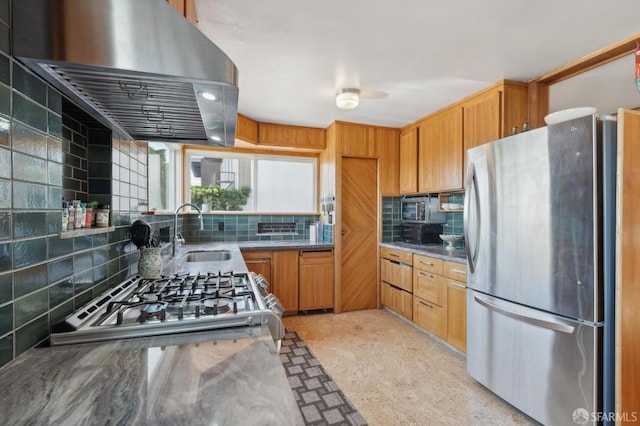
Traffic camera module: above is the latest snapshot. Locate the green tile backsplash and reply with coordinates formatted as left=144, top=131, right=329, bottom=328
left=0, top=8, right=152, bottom=369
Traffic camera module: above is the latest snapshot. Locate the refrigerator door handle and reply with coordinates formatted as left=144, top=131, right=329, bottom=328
left=464, top=162, right=480, bottom=273
left=473, top=295, right=575, bottom=334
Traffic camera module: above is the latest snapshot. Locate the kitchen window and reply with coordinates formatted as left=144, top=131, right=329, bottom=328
left=184, top=149, right=317, bottom=213
left=148, top=142, right=179, bottom=211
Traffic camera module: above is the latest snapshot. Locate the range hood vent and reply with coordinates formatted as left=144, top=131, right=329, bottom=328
left=13, top=0, right=239, bottom=147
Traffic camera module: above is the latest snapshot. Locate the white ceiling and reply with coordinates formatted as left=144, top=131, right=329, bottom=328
left=194, top=0, right=640, bottom=129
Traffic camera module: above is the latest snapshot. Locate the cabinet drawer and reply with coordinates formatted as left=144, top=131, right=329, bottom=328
left=413, top=296, right=447, bottom=339
left=381, top=258, right=412, bottom=293
left=381, top=282, right=413, bottom=321
left=444, top=261, right=467, bottom=283
left=381, top=247, right=413, bottom=265
left=413, top=254, right=443, bottom=274
left=299, top=249, right=334, bottom=265
left=413, top=269, right=446, bottom=306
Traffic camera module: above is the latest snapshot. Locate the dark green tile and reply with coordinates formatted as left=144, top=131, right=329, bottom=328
left=13, top=238, right=47, bottom=269
left=13, top=263, right=47, bottom=298
left=15, top=288, right=48, bottom=328
left=0, top=211, right=9, bottom=239
left=92, top=246, right=108, bottom=267
left=47, top=186, right=63, bottom=212
left=74, top=235, right=92, bottom=251
left=12, top=122, right=48, bottom=158
left=0, top=115, right=7, bottom=147
left=74, top=252, right=93, bottom=273
left=13, top=62, right=47, bottom=106
left=48, top=161, right=63, bottom=186
left=47, top=137, right=63, bottom=163
left=0, top=334, right=12, bottom=369
left=0, top=25, right=8, bottom=57
left=13, top=152, right=48, bottom=184
left=49, top=256, right=73, bottom=284
left=48, top=112, right=62, bottom=138
left=48, top=88, right=62, bottom=115
left=15, top=314, right=48, bottom=357
left=0, top=272, right=10, bottom=304
left=0, top=241, right=10, bottom=270
left=48, top=235, right=73, bottom=258
left=0, top=179, right=9, bottom=209
left=0, top=0, right=8, bottom=25
left=0, top=85, right=8, bottom=116
left=74, top=271, right=94, bottom=295
left=49, top=278, right=73, bottom=309
left=50, top=300, right=73, bottom=328
left=13, top=93, right=48, bottom=132
left=74, top=290, right=93, bottom=310
left=12, top=181, right=47, bottom=209
left=0, top=146, right=9, bottom=178
left=0, top=53, right=7, bottom=85
left=13, top=212, right=48, bottom=238
left=93, top=264, right=108, bottom=284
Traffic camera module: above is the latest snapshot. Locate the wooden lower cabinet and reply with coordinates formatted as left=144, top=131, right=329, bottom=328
left=299, top=249, right=334, bottom=310
left=446, top=280, right=467, bottom=351
left=272, top=250, right=299, bottom=313
left=413, top=297, right=447, bottom=339
left=381, top=282, right=413, bottom=320
left=241, top=250, right=272, bottom=284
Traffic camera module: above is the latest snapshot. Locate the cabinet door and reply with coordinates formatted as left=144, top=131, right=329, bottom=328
left=446, top=280, right=467, bottom=352
left=418, top=108, right=463, bottom=192
left=464, top=90, right=501, bottom=152
left=272, top=250, right=299, bottom=312
left=377, top=127, right=400, bottom=196
left=399, top=127, right=418, bottom=194
left=339, top=123, right=376, bottom=157
left=413, top=296, right=447, bottom=339
left=380, top=258, right=413, bottom=293
left=241, top=250, right=272, bottom=284
left=413, top=268, right=447, bottom=306
left=299, top=250, right=334, bottom=310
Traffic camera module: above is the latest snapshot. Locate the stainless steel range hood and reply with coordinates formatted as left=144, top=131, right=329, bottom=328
left=13, top=0, right=239, bottom=146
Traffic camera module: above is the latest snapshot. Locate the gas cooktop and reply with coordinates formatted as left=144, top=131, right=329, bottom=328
left=51, top=271, right=284, bottom=346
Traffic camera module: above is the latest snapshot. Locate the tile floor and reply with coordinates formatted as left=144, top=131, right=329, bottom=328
left=283, top=309, right=539, bottom=426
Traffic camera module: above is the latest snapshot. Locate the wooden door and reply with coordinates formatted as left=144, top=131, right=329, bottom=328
left=299, top=250, right=334, bottom=310
left=341, top=157, right=378, bottom=311
left=417, top=117, right=440, bottom=192
left=616, top=108, right=640, bottom=420
left=272, top=250, right=299, bottom=313
left=439, top=108, right=464, bottom=191
left=376, top=127, right=400, bottom=195
left=446, top=280, right=467, bottom=352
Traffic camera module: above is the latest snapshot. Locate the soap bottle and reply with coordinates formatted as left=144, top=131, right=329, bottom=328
left=61, top=200, right=69, bottom=231
left=68, top=202, right=75, bottom=229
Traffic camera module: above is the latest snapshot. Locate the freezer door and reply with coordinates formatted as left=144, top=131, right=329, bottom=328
left=467, top=290, right=601, bottom=426
left=465, top=115, right=607, bottom=323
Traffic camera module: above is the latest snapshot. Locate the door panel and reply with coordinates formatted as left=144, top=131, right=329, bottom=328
left=341, top=157, right=378, bottom=311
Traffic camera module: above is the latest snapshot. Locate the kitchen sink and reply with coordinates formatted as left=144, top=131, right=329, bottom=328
left=182, top=250, right=232, bottom=262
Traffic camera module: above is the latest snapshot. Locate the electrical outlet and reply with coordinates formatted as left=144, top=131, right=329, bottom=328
left=218, top=222, right=224, bottom=231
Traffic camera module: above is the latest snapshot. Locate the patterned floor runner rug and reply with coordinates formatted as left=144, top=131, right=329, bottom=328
left=280, top=329, right=368, bottom=426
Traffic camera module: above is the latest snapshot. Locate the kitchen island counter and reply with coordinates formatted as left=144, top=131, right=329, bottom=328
left=0, top=326, right=303, bottom=425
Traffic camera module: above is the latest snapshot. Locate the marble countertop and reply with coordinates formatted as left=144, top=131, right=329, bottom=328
left=379, top=242, right=466, bottom=264
left=0, top=326, right=303, bottom=425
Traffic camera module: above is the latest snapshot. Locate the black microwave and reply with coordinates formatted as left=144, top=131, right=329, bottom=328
left=401, top=223, right=442, bottom=245
left=401, top=196, right=447, bottom=224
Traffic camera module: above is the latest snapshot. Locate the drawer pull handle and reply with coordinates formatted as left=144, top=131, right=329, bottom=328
left=419, top=272, right=433, bottom=279
left=449, top=282, right=465, bottom=289
left=450, top=268, right=466, bottom=275
left=389, top=253, right=400, bottom=257
left=419, top=301, right=434, bottom=309
left=420, top=261, right=433, bottom=266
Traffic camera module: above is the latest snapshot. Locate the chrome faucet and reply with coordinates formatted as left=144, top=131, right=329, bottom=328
left=172, top=203, right=205, bottom=257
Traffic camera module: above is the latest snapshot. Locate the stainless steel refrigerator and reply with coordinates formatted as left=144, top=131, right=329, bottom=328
left=464, top=114, right=616, bottom=426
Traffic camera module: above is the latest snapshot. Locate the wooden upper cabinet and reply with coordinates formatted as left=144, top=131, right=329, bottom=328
left=399, top=127, right=418, bottom=194
left=258, top=122, right=326, bottom=150
left=418, top=107, right=463, bottom=192
left=463, top=90, right=501, bottom=152
left=376, top=127, right=400, bottom=195
left=338, top=122, right=377, bottom=157
left=236, top=114, right=259, bottom=144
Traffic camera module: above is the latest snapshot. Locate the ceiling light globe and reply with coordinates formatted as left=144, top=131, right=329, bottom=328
left=336, top=88, right=359, bottom=109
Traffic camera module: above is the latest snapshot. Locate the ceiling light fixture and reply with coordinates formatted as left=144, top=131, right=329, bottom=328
left=336, top=88, right=360, bottom=110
